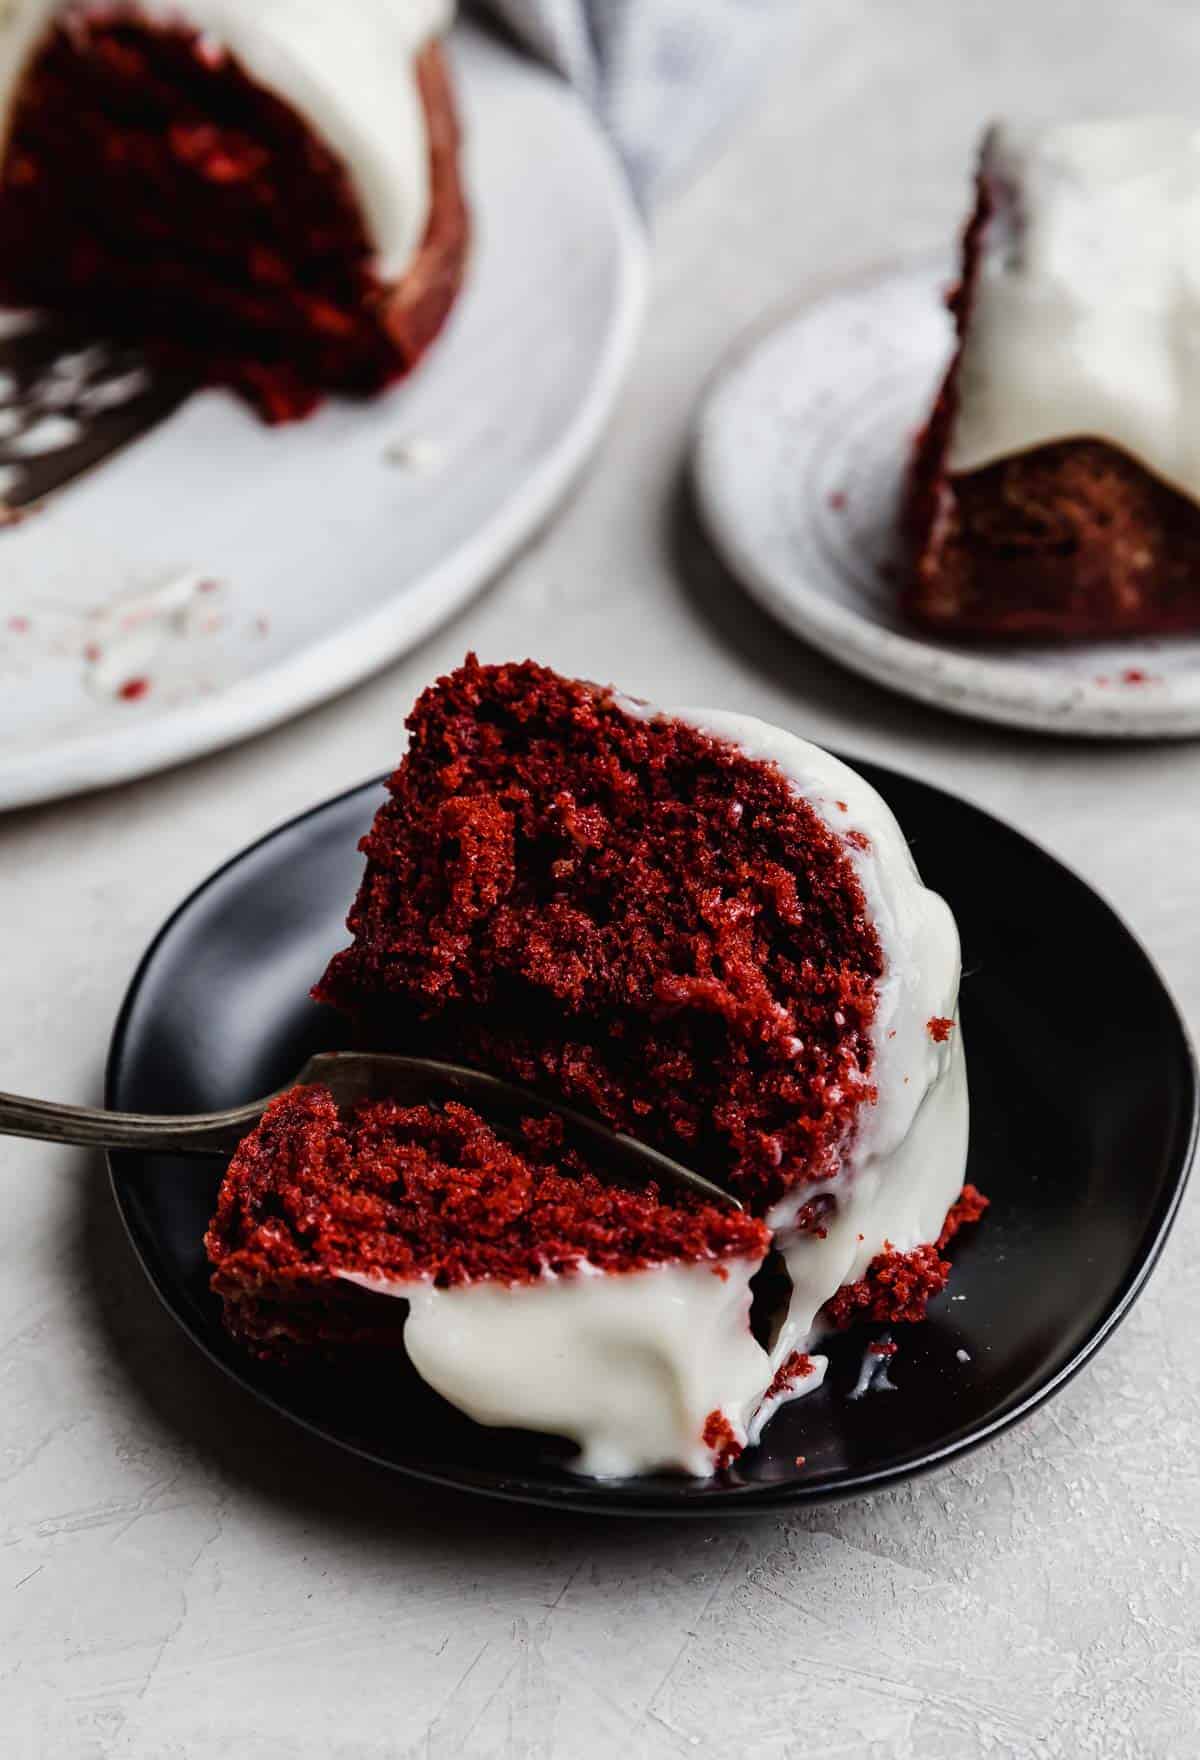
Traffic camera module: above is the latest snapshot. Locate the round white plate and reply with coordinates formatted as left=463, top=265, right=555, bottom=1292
left=693, top=261, right=1200, bottom=739
left=0, top=23, right=646, bottom=811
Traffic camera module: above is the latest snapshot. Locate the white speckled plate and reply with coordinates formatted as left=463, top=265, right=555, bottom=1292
left=693, top=261, right=1200, bottom=739
left=0, top=23, right=646, bottom=811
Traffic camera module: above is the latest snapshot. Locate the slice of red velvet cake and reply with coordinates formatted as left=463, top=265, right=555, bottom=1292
left=207, top=1087, right=776, bottom=1478
left=209, top=659, right=984, bottom=1476
left=907, top=119, right=1200, bottom=639
left=0, top=3, right=467, bottom=423
left=300, top=659, right=978, bottom=1439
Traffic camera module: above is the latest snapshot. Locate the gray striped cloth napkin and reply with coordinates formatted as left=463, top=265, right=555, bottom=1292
left=481, top=0, right=799, bottom=203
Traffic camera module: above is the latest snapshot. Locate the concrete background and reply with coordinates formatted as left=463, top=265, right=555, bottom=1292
left=3, top=3, right=1199, bottom=1754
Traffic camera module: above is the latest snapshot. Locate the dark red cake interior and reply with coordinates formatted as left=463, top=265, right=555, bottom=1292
left=207, top=1086, right=769, bottom=1346
left=824, top=1184, right=988, bottom=1328
left=316, top=658, right=884, bottom=1214
left=0, top=14, right=462, bottom=422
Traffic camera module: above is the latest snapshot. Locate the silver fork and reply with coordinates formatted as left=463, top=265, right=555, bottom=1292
left=0, top=1051, right=738, bottom=1208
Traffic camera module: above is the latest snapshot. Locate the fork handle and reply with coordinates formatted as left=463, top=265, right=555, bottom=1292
left=0, top=1090, right=267, bottom=1155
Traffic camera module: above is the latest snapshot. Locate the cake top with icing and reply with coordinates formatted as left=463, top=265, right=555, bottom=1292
left=0, top=0, right=453, bottom=278
left=949, top=117, right=1200, bottom=501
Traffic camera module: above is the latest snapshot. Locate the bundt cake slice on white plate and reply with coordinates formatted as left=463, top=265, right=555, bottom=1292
left=0, top=1, right=468, bottom=422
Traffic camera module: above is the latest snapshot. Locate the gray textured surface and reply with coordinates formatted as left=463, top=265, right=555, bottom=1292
left=3, top=2, right=1200, bottom=1753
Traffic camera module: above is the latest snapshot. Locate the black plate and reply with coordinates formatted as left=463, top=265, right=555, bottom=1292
left=106, top=763, right=1197, bottom=1516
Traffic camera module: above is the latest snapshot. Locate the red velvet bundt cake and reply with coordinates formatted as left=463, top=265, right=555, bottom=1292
left=0, top=2, right=467, bottom=422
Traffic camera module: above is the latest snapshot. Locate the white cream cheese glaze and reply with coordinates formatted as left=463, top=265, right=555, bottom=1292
left=949, top=118, right=1200, bottom=501
left=344, top=706, right=968, bottom=1480
left=663, top=709, right=969, bottom=1378
left=339, top=1257, right=772, bottom=1479
left=0, top=0, right=453, bottom=279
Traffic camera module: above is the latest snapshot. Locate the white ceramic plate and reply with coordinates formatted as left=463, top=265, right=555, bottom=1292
left=693, top=261, right=1200, bottom=739
left=0, top=23, right=646, bottom=811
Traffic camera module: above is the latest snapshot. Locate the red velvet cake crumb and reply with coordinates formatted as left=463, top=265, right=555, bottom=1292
left=701, top=1410, right=744, bottom=1470
left=927, top=1016, right=954, bottom=1043
left=823, top=1241, right=949, bottom=1328
left=823, top=1184, right=988, bottom=1329
left=793, top=1193, right=835, bottom=1239
left=316, top=657, right=883, bottom=1213
left=937, top=1183, right=989, bottom=1249
left=763, top=1350, right=816, bottom=1404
